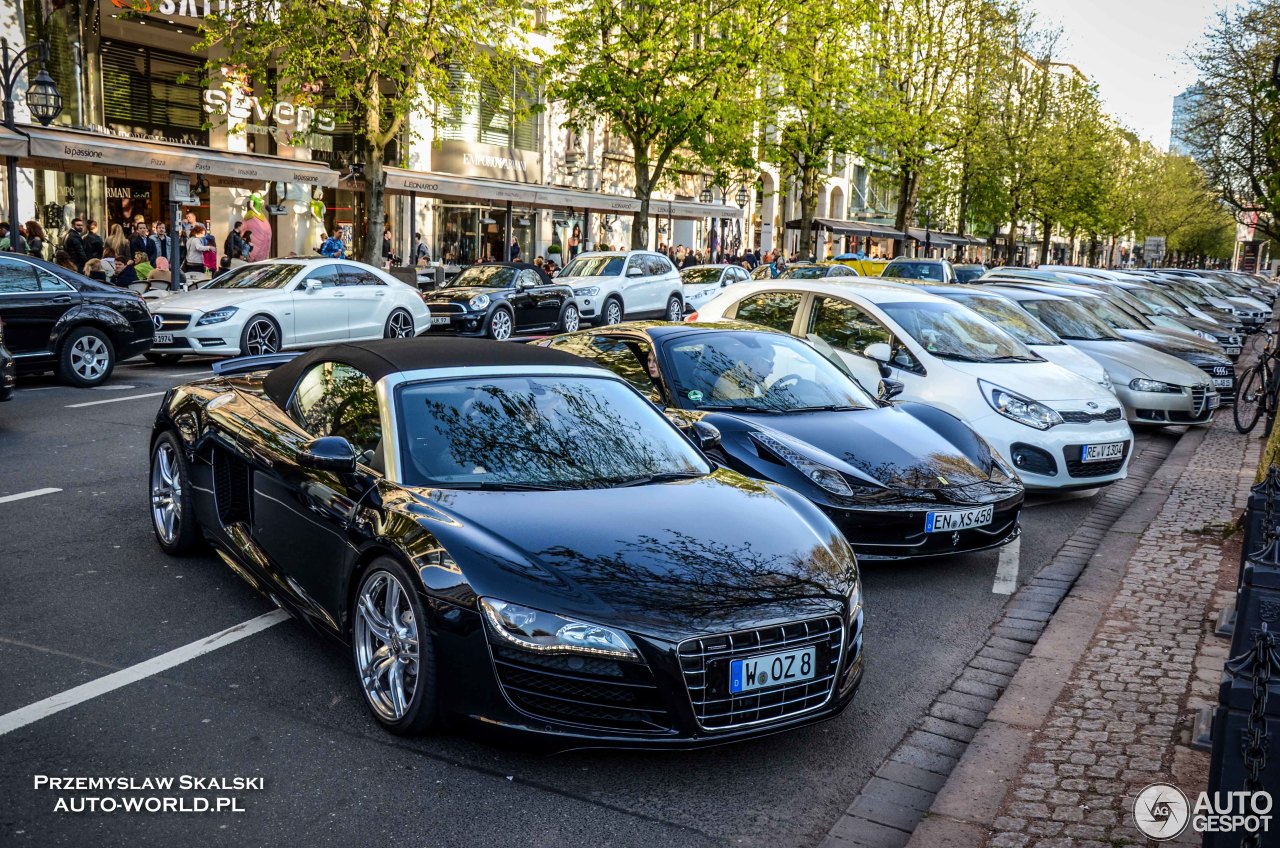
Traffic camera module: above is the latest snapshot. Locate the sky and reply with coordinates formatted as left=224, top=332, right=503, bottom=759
left=1024, top=0, right=1231, bottom=149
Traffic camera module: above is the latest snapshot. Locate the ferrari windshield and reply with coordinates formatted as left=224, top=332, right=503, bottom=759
left=940, top=293, right=1061, bottom=346
left=559, top=256, right=625, bottom=277
left=779, top=266, right=832, bottom=280
left=680, top=267, right=724, bottom=284
left=879, top=300, right=1038, bottom=362
left=205, top=264, right=299, bottom=289
left=882, top=262, right=947, bottom=281
left=443, top=265, right=516, bottom=289
left=1019, top=299, right=1123, bottom=341
left=663, top=331, right=873, bottom=413
left=396, top=375, right=710, bottom=489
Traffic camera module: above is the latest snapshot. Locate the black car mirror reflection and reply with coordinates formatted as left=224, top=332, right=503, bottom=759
left=692, top=420, right=721, bottom=452
left=878, top=379, right=905, bottom=401
left=297, top=436, right=358, bottom=473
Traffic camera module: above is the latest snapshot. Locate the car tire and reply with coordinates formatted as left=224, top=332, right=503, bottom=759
left=58, top=326, right=115, bottom=387
left=559, top=303, right=581, bottom=333
left=601, top=297, right=624, bottom=326
left=384, top=308, right=415, bottom=339
left=664, top=294, right=683, bottom=322
left=486, top=308, right=514, bottom=341
left=351, top=556, right=438, bottom=735
left=239, top=315, right=281, bottom=356
left=144, top=353, right=184, bottom=366
left=149, top=430, right=202, bottom=556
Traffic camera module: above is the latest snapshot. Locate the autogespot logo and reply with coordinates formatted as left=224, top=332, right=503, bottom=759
left=1134, top=783, right=1189, bottom=840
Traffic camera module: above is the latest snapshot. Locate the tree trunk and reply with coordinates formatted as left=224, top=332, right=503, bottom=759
left=361, top=149, right=386, bottom=267
left=892, top=166, right=918, bottom=259
left=1006, top=207, right=1019, bottom=264
left=1038, top=215, right=1051, bottom=265
left=797, top=165, right=821, bottom=261
left=956, top=160, right=971, bottom=238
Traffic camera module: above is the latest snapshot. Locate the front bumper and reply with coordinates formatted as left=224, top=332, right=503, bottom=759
left=0, top=351, right=14, bottom=401
left=421, top=308, right=489, bottom=336
left=822, top=493, right=1023, bottom=560
left=1115, top=384, right=1219, bottom=425
left=147, top=310, right=244, bottom=356
left=971, top=412, right=1134, bottom=491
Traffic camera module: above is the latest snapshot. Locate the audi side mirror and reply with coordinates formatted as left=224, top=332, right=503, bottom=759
left=297, top=436, right=358, bottom=473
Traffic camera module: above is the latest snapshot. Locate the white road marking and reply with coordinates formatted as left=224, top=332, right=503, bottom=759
left=0, top=488, right=62, bottom=504
left=992, top=535, right=1022, bottom=595
left=90, top=384, right=136, bottom=391
left=0, top=610, right=289, bottom=736
left=65, top=391, right=166, bottom=409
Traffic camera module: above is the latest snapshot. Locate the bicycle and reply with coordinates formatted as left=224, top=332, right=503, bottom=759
left=1235, top=329, right=1280, bottom=434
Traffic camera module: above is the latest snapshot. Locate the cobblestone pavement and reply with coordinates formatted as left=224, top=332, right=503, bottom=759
left=983, top=413, right=1263, bottom=848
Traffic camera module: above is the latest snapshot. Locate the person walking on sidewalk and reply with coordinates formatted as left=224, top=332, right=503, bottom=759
left=148, top=223, right=172, bottom=268
left=223, top=221, right=247, bottom=267
left=183, top=224, right=214, bottom=278
left=24, top=220, right=46, bottom=260
left=320, top=229, right=346, bottom=259
left=83, top=220, right=104, bottom=262
left=63, top=218, right=88, bottom=272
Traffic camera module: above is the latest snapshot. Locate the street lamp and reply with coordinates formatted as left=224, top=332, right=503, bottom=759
left=735, top=185, right=748, bottom=208
left=699, top=186, right=713, bottom=204
left=1, top=38, right=62, bottom=253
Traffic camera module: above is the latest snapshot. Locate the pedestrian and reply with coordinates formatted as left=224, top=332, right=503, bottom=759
left=241, top=229, right=254, bottom=262
left=83, top=258, right=108, bottom=282
left=533, top=256, right=544, bottom=270
left=223, top=221, right=247, bottom=265
left=0, top=222, right=10, bottom=251
left=412, top=232, right=429, bottom=265
left=148, top=223, right=172, bottom=267
left=106, top=223, right=127, bottom=260
left=509, top=236, right=520, bottom=262
left=24, top=220, right=45, bottom=259
left=202, top=226, right=218, bottom=274
left=128, top=222, right=149, bottom=263
left=63, top=218, right=88, bottom=272
left=131, top=250, right=154, bottom=280
left=148, top=256, right=172, bottom=286
left=53, top=249, right=78, bottom=274
left=83, top=220, right=104, bottom=262
left=319, top=228, right=346, bottom=258
left=381, top=227, right=394, bottom=268
left=183, top=224, right=212, bottom=277
left=101, top=245, right=118, bottom=280
left=568, top=224, right=581, bottom=258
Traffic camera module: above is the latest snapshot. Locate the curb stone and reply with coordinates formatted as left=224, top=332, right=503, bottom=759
left=819, top=430, right=1187, bottom=848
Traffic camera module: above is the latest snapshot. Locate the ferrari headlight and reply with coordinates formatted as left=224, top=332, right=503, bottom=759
left=750, top=431, right=854, bottom=496
left=1196, top=330, right=1217, bottom=343
left=573, top=286, right=600, bottom=297
left=468, top=294, right=490, bottom=311
left=479, top=598, right=640, bottom=660
left=1099, top=372, right=1113, bottom=392
left=979, top=379, right=1062, bottom=430
left=1129, top=378, right=1182, bottom=393
left=196, top=307, right=238, bottom=326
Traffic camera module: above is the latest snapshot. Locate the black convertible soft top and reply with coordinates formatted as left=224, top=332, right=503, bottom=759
left=261, top=337, right=603, bottom=408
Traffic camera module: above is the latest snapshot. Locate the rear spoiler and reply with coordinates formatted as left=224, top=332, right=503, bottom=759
left=212, top=352, right=302, bottom=377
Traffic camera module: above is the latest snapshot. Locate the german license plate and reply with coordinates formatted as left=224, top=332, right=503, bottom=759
left=729, top=646, right=816, bottom=694
left=1213, top=377, right=1233, bottom=388
left=430, top=316, right=451, bottom=326
left=925, top=504, right=993, bottom=533
left=154, top=333, right=173, bottom=344
left=1209, top=394, right=1221, bottom=409
left=1081, top=442, right=1125, bottom=463
left=1226, top=346, right=1242, bottom=355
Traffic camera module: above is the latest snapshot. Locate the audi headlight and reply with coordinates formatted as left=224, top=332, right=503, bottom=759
left=1196, top=330, right=1217, bottom=343
left=1129, top=377, right=1182, bottom=393
left=979, top=379, right=1062, bottom=430
left=751, top=431, right=855, bottom=496
left=196, top=307, right=238, bottom=326
left=479, top=598, right=640, bottom=660
left=573, top=286, right=600, bottom=297
left=468, top=294, right=490, bottom=311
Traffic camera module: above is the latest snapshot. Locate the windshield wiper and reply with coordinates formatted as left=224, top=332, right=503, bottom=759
left=700, top=404, right=782, bottom=413
left=601, top=472, right=705, bottom=488
left=786, top=404, right=863, bottom=412
left=984, top=355, right=1042, bottom=363
left=442, top=481, right=565, bottom=491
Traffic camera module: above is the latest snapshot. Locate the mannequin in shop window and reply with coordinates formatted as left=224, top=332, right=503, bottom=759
left=569, top=224, right=581, bottom=258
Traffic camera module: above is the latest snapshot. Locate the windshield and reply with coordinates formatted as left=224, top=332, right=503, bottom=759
left=1083, top=297, right=1145, bottom=330
left=954, top=267, right=985, bottom=283
left=878, top=300, right=1037, bottom=362
left=444, top=265, right=516, bottom=289
left=663, top=331, right=874, bottom=413
left=206, top=264, right=299, bottom=290
left=779, top=266, right=830, bottom=280
left=1148, top=315, right=1197, bottom=334
left=883, top=262, right=947, bottom=282
left=559, top=256, right=625, bottom=277
left=1129, top=286, right=1188, bottom=317
left=680, top=268, right=723, bottom=285
left=944, top=293, right=1061, bottom=345
left=396, top=375, right=710, bottom=490
left=1019, top=298, right=1122, bottom=341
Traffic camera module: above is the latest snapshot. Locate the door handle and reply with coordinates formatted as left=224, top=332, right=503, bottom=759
left=332, top=293, right=345, bottom=298
left=51, top=296, right=73, bottom=304
left=375, top=292, right=385, bottom=297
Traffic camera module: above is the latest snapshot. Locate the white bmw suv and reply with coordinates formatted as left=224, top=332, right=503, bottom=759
left=557, top=251, right=686, bottom=325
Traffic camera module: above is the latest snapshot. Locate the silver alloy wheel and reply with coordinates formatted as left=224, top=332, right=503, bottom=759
left=387, top=310, right=413, bottom=338
left=354, top=570, right=419, bottom=722
left=562, top=305, right=580, bottom=332
left=489, top=309, right=512, bottom=340
left=245, top=319, right=279, bottom=355
left=150, top=441, right=182, bottom=545
left=70, top=334, right=110, bottom=382
left=666, top=296, right=682, bottom=322
left=604, top=299, right=623, bottom=325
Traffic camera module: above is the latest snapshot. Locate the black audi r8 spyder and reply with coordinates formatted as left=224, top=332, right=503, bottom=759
left=148, top=337, right=864, bottom=748
left=421, top=263, right=580, bottom=340
left=542, top=322, right=1025, bottom=560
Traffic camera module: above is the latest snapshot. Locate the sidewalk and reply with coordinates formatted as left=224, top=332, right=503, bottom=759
left=907, top=411, right=1262, bottom=847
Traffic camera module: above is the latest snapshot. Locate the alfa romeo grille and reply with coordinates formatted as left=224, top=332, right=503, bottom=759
left=1191, top=384, right=1208, bottom=417
left=677, top=616, right=843, bottom=731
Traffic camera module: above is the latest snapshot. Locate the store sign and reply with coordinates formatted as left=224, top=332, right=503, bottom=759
left=435, top=140, right=542, bottom=184
left=109, top=0, right=267, bottom=19
left=203, top=89, right=336, bottom=147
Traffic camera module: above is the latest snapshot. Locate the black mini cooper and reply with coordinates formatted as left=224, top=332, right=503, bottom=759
left=422, top=263, right=580, bottom=340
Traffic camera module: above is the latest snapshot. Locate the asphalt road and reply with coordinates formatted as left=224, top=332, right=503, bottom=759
left=0, top=356, right=1165, bottom=848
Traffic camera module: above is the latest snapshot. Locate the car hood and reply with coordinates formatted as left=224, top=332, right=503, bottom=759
left=1028, top=343, right=1108, bottom=385
left=1062, top=339, right=1212, bottom=385
left=422, top=287, right=507, bottom=304
left=561, top=274, right=622, bottom=288
left=935, top=358, right=1113, bottom=405
left=398, top=469, right=855, bottom=640
left=1114, top=328, right=1228, bottom=360
left=147, top=287, right=280, bottom=312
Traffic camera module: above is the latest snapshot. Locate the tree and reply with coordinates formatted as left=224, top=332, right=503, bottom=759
left=196, top=0, right=525, bottom=265
left=543, top=0, right=782, bottom=249
left=1186, top=0, right=1280, bottom=245
left=761, top=0, right=876, bottom=260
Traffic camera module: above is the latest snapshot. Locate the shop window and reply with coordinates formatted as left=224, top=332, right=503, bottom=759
left=440, top=66, right=540, bottom=152
left=101, top=43, right=206, bottom=145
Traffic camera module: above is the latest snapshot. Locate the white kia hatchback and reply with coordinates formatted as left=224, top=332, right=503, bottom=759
left=695, top=280, right=1134, bottom=491
left=145, top=259, right=430, bottom=362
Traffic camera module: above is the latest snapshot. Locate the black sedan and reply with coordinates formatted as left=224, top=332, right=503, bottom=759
left=0, top=252, right=153, bottom=386
left=149, top=337, right=864, bottom=748
left=421, top=263, right=579, bottom=340
left=541, top=322, right=1025, bottom=560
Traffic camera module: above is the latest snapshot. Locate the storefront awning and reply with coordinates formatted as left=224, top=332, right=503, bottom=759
left=384, top=167, right=742, bottom=220
left=785, top=217, right=905, bottom=238
left=906, top=227, right=969, bottom=246
left=0, top=127, right=25, bottom=158
left=16, top=125, right=339, bottom=189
